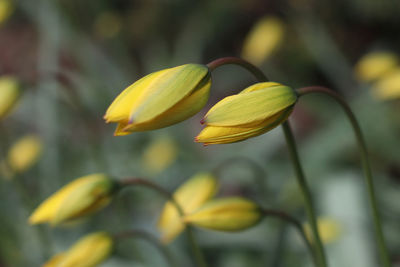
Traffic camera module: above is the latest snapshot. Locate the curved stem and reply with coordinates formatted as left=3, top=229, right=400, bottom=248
left=119, top=178, right=208, bottom=267
left=281, top=122, right=327, bottom=267
left=262, top=209, right=317, bottom=266
left=296, top=86, right=391, bottom=267
left=114, top=230, right=176, bottom=267
left=207, top=57, right=327, bottom=267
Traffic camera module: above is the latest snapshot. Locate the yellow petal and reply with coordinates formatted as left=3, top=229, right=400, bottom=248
left=42, top=253, right=65, bottom=267
left=355, top=51, right=398, bottom=82
left=8, top=135, right=42, bottom=173
left=184, top=197, right=262, bottom=231
left=304, top=217, right=342, bottom=244
left=58, top=232, right=113, bottom=267
left=372, top=68, right=400, bottom=100
left=0, top=75, right=21, bottom=120
left=158, top=172, right=218, bottom=243
left=241, top=16, right=284, bottom=66
left=0, top=0, right=14, bottom=24
left=203, top=83, right=296, bottom=127
left=142, top=135, right=177, bottom=175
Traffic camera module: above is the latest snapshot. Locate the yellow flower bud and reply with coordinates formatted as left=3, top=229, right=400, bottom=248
left=7, top=135, right=42, bottom=173
left=142, top=135, right=177, bottom=175
left=184, top=197, right=262, bottom=231
left=372, top=68, right=400, bottom=100
left=0, top=0, right=14, bottom=24
left=304, top=217, right=342, bottom=244
left=158, top=172, right=218, bottom=243
left=241, top=16, right=284, bottom=66
left=195, top=82, right=297, bottom=145
left=0, top=75, right=21, bottom=120
left=29, top=174, right=117, bottom=226
left=104, top=64, right=211, bottom=136
left=42, top=232, right=113, bottom=267
left=354, top=51, right=398, bottom=82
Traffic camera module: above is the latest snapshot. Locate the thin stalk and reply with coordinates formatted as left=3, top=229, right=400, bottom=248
left=297, top=86, right=391, bottom=267
left=281, top=122, right=327, bottom=267
left=207, top=57, right=327, bottom=267
left=119, top=178, right=208, bottom=267
left=262, top=209, right=317, bottom=266
left=114, top=230, right=176, bottom=267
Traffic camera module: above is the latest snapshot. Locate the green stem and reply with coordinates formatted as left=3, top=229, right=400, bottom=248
left=114, top=229, right=176, bottom=267
left=207, top=57, right=327, bottom=267
left=119, top=178, right=208, bottom=267
left=262, top=209, right=317, bottom=266
left=281, top=122, right=327, bottom=267
left=297, top=86, right=391, bottom=267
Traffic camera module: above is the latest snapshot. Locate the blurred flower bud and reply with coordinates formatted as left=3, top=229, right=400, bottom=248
left=142, top=135, right=177, bottom=175
left=158, top=172, right=218, bottom=243
left=304, top=217, right=341, bottom=244
left=241, top=16, right=284, bottom=66
left=43, top=232, right=113, bottom=267
left=184, top=197, right=262, bottom=231
left=355, top=51, right=398, bottom=82
left=29, top=174, right=117, bottom=226
left=0, top=75, right=21, bottom=120
left=372, top=68, right=400, bottom=100
left=196, top=82, right=297, bottom=145
left=0, top=0, right=14, bottom=24
left=7, top=135, right=42, bottom=174
left=94, top=11, right=122, bottom=39
left=104, top=64, right=211, bottom=136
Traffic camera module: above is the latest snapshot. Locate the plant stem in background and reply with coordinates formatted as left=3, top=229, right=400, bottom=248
left=262, top=209, right=317, bottom=266
left=207, top=57, right=327, bottom=267
left=297, top=86, right=391, bottom=267
left=114, top=230, right=176, bottom=267
left=119, top=178, right=208, bottom=267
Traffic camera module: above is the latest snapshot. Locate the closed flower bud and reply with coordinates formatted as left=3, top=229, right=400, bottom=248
left=0, top=0, right=14, bottom=24
left=42, top=232, right=113, bottom=267
left=7, top=135, right=42, bottom=173
left=29, top=174, right=117, bottom=226
left=372, top=68, right=400, bottom=100
left=104, top=64, right=211, bottom=136
left=304, top=217, right=341, bottom=244
left=195, top=82, right=297, bottom=145
left=158, top=172, right=218, bottom=243
left=184, top=197, right=262, bottom=231
left=0, top=75, right=21, bottom=120
left=355, top=51, right=398, bottom=82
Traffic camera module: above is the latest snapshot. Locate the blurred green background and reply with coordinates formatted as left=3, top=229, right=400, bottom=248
left=0, top=0, right=400, bottom=266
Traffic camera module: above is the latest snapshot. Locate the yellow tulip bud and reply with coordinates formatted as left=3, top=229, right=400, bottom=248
left=304, top=217, right=341, bottom=244
left=372, top=68, right=400, bottom=100
left=29, top=174, right=117, bottom=226
left=195, top=82, right=297, bottom=145
left=354, top=51, right=398, bottom=82
left=0, top=75, right=21, bottom=120
left=7, top=135, right=42, bottom=173
left=0, top=0, right=14, bottom=24
left=142, top=135, right=177, bottom=175
left=184, top=197, right=262, bottom=231
left=104, top=64, right=211, bottom=136
left=42, top=232, right=113, bottom=267
left=241, top=16, right=284, bottom=66
left=157, top=172, right=218, bottom=243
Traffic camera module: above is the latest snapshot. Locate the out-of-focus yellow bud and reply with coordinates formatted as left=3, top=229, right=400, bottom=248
left=42, top=232, right=113, bottom=267
left=354, top=51, right=398, bottom=82
left=184, top=197, right=262, bottom=231
left=104, top=64, right=211, bottom=136
left=158, top=172, right=218, bottom=243
left=0, top=0, right=14, bottom=24
left=304, top=217, right=341, bottom=244
left=241, top=16, right=284, bottom=66
left=29, top=174, right=117, bottom=226
left=94, top=11, right=122, bottom=39
left=7, top=135, right=42, bottom=173
left=0, top=75, right=21, bottom=120
left=372, top=68, right=400, bottom=100
left=195, top=82, right=297, bottom=145
left=142, top=135, right=177, bottom=175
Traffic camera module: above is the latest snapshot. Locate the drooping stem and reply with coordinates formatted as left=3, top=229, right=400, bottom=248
left=297, top=86, right=391, bottom=267
left=262, top=209, right=317, bottom=266
left=281, top=122, right=327, bottom=267
left=114, top=230, right=175, bottom=267
left=207, top=57, right=327, bottom=267
left=119, top=178, right=208, bottom=267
